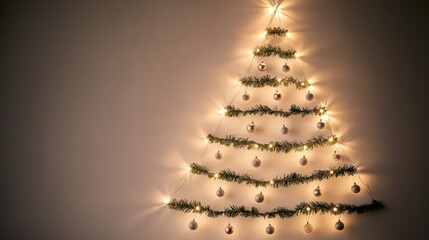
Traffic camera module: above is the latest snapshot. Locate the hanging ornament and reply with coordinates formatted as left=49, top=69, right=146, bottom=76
left=252, top=156, right=262, bottom=168
left=305, top=91, right=314, bottom=101
left=216, top=187, right=225, bottom=197
left=273, top=90, right=281, bottom=101
left=188, top=219, right=198, bottom=230
left=351, top=182, right=361, bottom=193
left=246, top=121, right=255, bottom=133
left=242, top=91, right=250, bottom=101
left=299, top=156, right=308, bottom=166
left=304, top=222, right=313, bottom=233
left=317, top=120, right=326, bottom=129
left=335, top=220, right=345, bottom=231
left=332, top=151, right=341, bottom=161
left=255, top=192, right=265, bottom=203
left=258, top=61, right=267, bottom=71
left=282, top=62, right=290, bottom=72
left=215, top=150, right=223, bottom=160
left=280, top=124, right=289, bottom=135
left=225, top=223, right=234, bottom=235
left=313, top=186, right=322, bottom=197
left=266, top=224, right=275, bottom=234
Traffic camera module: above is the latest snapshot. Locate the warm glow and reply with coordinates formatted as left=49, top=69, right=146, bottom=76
left=333, top=207, right=338, bottom=212
left=214, top=173, right=219, bottom=178
left=304, top=145, right=308, bottom=150
left=335, top=143, right=341, bottom=148
left=256, top=48, right=260, bottom=53
left=295, top=52, right=301, bottom=58
left=270, top=180, right=274, bottom=185
left=277, top=78, right=282, bottom=82
left=328, top=137, right=334, bottom=142
left=260, top=31, right=267, bottom=38
left=321, top=114, right=329, bottom=121
left=218, top=108, right=227, bottom=115
left=307, top=78, right=313, bottom=84
left=286, top=32, right=291, bottom=38
left=204, top=138, right=209, bottom=144
left=269, top=143, right=273, bottom=148
left=330, top=170, right=334, bottom=175
left=319, top=109, right=325, bottom=114
left=195, top=206, right=201, bottom=211
left=163, top=197, right=171, bottom=204
left=187, top=166, right=192, bottom=172
left=254, top=144, right=259, bottom=148
left=268, top=6, right=276, bottom=14
left=306, top=207, right=311, bottom=211
left=307, top=85, right=314, bottom=92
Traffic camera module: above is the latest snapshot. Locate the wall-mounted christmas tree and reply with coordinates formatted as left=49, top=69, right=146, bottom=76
left=164, top=1, right=382, bottom=236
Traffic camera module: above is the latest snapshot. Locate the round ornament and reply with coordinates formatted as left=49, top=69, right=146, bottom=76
left=242, top=91, right=250, bottom=101
left=332, top=151, right=341, bottom=161
left=188, top=219, right=198, bottom=230
left=255, top=192, right=265, bottom=203
left=335, top=220, right=345, bottom=231
left=313, top=186, right=322, bottom=197
left=280, top=125, right=289, bottom=135
left=299, top=156, right=308, bottom=166
left=215, top=150, right=222, bottom=160
left=216, top=187, right=225, bottom=197
left=247, top=122, right=255, bottom=133
left=304, top=222, right=313, bottom=233
left=317, top=120, right=325, bottom=129
left=282, top=63, right=290, bottom=72
left=273, top=91, right=281, bottom=101
left=351, top=183, right=361, bottom=193
left=305, top=91, right=314, bottom=101
left=252, top=156, right=262, bottom=168
left=258, top=61, right=267, bottom=71
left=225, top=223, right=234, bottom=235
left=266, top=224, right=275, bottom=234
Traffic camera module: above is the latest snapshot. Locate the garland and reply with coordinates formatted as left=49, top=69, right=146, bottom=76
left=189, top=162, right=357, bottom=188
left=224, top=104, right=324, bottom=118
left=239, top=75, right=310, bottom=89
left=207, top=134, right=337, bottom=154
left=168, top=198, right=383, bottom=219
left=265, top=26, right=288, bottom=37
left=253, top=44, right=296, bottom=59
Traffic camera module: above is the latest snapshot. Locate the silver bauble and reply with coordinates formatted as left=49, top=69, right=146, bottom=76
left=188, top=219, right=198, bottom=230
left=304, top=222, right=313, bottom=233
left=332, top=151, right=341, bottom=161
left=305, top=91, right=314, bottom=101
left=215, top=150, right=223, bottom=160
left=335, top=220, right=345, bottom=231
left=258, top=61, right=267, bottom=71
left=351, top=183, right=361, bottom=193
left=317, top=120, right=325, bottom=129
left=313, top=186, right=322, bottom=197
left=266, top=224, right=275, bottom=234
left=242, top=91, right=250, bottom=101
left=216, top=187, right=225, bottom=197
left=299, top=156, right=308, bottom=166
left=282, top=63, right=290, bottom=72
left=280, top=125, right=289, bottom=135
left=255, top=192, right=265, bottom=203
left=225, top=223, right=234, bottom=235
left=252, top=156, right=262, bottom=168
left=246, top=122, right=255, bottom=133
left=273, top=91, right=281, bottom=101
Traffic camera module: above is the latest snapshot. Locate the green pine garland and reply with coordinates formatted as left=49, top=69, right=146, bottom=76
left=207, top=134, right=337, bottom=154
left=265, top=26, right=288, bottom=37
left=167, top=198, right=383, bottom=219
left=239, top=75, right=310, bottom=89
left=189, top=162, right=357, bottom=188
left=253, top=44, right=296, bottom=59
left=224, top=104, right=324, bottom=118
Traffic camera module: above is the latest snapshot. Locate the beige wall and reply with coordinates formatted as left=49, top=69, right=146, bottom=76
left=1, top=0, right=428, bottom=239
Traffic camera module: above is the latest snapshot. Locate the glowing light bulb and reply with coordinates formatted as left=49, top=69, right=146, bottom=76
left=295, top=52, right=301, bottom=58
left=335, top=143, right=340, bottom=148
left=195, top=206, right=201, bottom=211
left=306, top=207, right=311, bottom=211
left=268, top=6, right=275, bottom=14
left=321, top=114, right=329, bottom=121
left=254, top=144, right=259, bottom=148
left=307, top=85, right=314, bottom=92
left=329, top=137, right=334, bottom=142
left=214, top=173, right=219, bottom=178
left=319, top=109, right=325, bottom=114
left=163, top=197, right=171, bottom=204
left=260, top=31, right=267, bottom=38
left=269, top=143, right=273, bottom=148
left=307, top=78, right=313, bottom=84
left=218, top=108, right=227, bottom=115
left=270, top=180, right=274, bottom=185
left=304, top=145, right=308, bottom=150
left=277, top=78, right=282, bottom=82
left=330, top=170, right=334, bottom=175
left=333, top=207, right=338, bottom=212
left=256, top=48, right=260, bottom=53
left=286, top=32, right=291, bottom=38
left=301, top=82, right=305, bottom=86
left=187, top=166, right=192, bottom=172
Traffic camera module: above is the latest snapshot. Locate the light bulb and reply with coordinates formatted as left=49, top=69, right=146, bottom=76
left=319, top=109, right=325, bottom=114
left=303, top=145, right=308, bottom=150
left=329, top=137, right=334, bottom=142
left=218, top=108, right=227, bottom=115
left=277, top=78, right=282, bottom=82
left=306, top=207, right=311, bottom=211
left=268, top=6, right=275, bottom=14
left=330, top=170, right=334, bottom=175
left=254, top=144, right=259, bottom=148
left=214, top=173, right=219, bottom=178
left=295, top=52, right=301, bottom=58
left=307, top=85, right=314, bottom=92
left=333, top=207, right=338, bottom=212
left=256, top=48, right=260, bottom=53
left=163, top=198, right=171, bottom=204
left=270, top=180, right=274, bottom=185
left=286, top=32, right=291, bottom=38
left=187, top=166, right=192, bottom=172
left=269, top=143, right=273, bottom=148
left=195, top=206, right=201, bottom=211
left=321, top=114, right=329, bottom=121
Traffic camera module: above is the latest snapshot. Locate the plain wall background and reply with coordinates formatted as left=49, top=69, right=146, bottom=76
left=1, top=0, right=429, bottom=239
